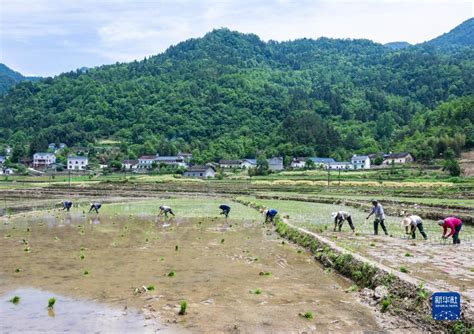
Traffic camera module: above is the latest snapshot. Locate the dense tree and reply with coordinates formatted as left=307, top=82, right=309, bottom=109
left=0, top=26, right=473, bottom=162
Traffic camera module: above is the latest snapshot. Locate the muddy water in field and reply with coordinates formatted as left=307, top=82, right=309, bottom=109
left=1, top=210, right=381, bottom=333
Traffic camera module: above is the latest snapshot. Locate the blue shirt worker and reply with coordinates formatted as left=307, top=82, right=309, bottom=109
left=219, top=204, right=231, bottom=218
left=62, top=200, right=73, bottom=212
left=88, top=202, right=102, bottom=214
left=159, top=205, right=175, bottom=217
left=265, top=208, right=278, bottom=224
left=366, top=200, right=388, bottom=235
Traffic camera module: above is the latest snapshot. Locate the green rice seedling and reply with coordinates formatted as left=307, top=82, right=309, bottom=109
left=254, top=257, right=258, bottom=261
left=281, top=241, right=285, bottom=245
left=24, top=247, right=30, bottom=253
left=145, top=238, right=149, bottom=243
left=80, top=247, right=86, bottom=251
left=168, top=271, right=176, bottom=277
left=178, top=300, right=187, bottom=315
left=324, top=268, right=332, bottom=274
left=175, top=245, right=179, bottom=251
left=369, top=243, right=376, bottom=247
left=297, top=249, right=302, bottom=253
left=259, top=271, right=272, bottom=276
left=299, top=311, right=314, bottom=319
left=80, top=254, right=85, bottom=260
left=404, top=253, right=412, bottom=257
left=417, top=282, right=429, bottom=301
left=250, top=288, right=262, bottom=295
left=12, top=226, right=16, bottom=230
left=10, top=296, right=20, bottom=304
left=160, top=257, right=165, bottom=261
left=15, top=268, right=22, bottom=273
left=220, top=238, right=225, bottom=244
left=147, top=285, right=155, bottom=291
left=400, top=266, right=409, bottom=273
left=26, top=228, right=30, bottom=232
left=48, top=297, right=56, bottom=309
left=381, top=297, right=391, bottom=313
left=22, top=239, right=28, bottom=245
left=83, top=270, right=89, bottom=275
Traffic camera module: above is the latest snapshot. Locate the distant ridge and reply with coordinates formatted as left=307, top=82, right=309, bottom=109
left=0, top=63, right=42, bottom=94
left=384, top=41, right=411, bottom=50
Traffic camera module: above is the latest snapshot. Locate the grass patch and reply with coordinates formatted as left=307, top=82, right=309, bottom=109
left=147, top=285, right=155, bottom=291
left=400, top=266, right=409, bottom=273
left=48, top=297, right=56, bottom=309
left=178, top=300, right=187, bottom=315
left=299, top=311, right=314, bottom=319
left=345, top=285, right=359, bottom=293
left=251, top=288, right=262, bottom=295
left=10, top=296, right=20, bottom=304
left=381, top=297, right=391, bottom=313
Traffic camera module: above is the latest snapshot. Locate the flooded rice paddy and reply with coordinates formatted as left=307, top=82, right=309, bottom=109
left=240, top=197, right=474, bottom=303
left=1, top=199, right=385, bottom=333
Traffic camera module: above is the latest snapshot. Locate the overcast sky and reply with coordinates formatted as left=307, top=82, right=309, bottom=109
left=0, top=0, right=472, bottom=76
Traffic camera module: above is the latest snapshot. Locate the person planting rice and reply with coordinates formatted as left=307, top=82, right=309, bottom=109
left=61, top=200, right=73, bottom=212
left=331, top=211, right=355, bottom=233
left=158, top=205, right=175, bottom=217
left=401, top=215, right=428, bottom=240
left=88, top=202, right=102, bottom=214
left=219, top=204, right=231, bottom=218
left=438, top=217, right=463, bottom=244
left=265, top=208, right=278, bottom=224
left=366, top=200, right=388, bottom=236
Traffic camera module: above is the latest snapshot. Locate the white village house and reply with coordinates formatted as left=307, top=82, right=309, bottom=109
left=326, top=161, right=354, bottom=170
left=242, top=159, right=257, bottom=168
left=351, top=155, right=371, bottom=169
left=268, top=157, right=284, bottom=171
left=67, top=156, right=88, bottom=170
left=219, top=159, right=244, bottom=169
left=122, top=159, right=138, bottom=171
left=383, top=152, right=414, bottom=165
left=290, top=157, right=307, bottom=169
left=33, top=153, right=56, bottom=168
left=183, top=165, right=216, bottom=178
left=137, top=156, right=156, bottom=169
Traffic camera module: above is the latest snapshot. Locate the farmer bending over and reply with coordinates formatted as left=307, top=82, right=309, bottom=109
left=332, top=211, right=355, bottom=233
left=62, top=200, right=73, bottom=212
left=402, top=215, right=428, bottom=240
left=88, top=202, right=102, bottom=214
left=366, top=200, right=388, bottom=235
left=438, top=217, right=462, bottom=244
left=265, top=208, right=278, bottom=224
left=159, top=205, right=175, bottom=217
left=219, top=204, right=231, bottom=218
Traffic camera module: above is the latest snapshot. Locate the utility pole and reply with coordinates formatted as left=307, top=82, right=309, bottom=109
left=68, top=170, right=71, bottom=188
left=327, top=168, right=330, bottom=187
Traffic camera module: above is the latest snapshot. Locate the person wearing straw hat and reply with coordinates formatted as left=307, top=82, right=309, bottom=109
left=332, top=211, right=355, bottom=233
left=438, top=217, right=463, bottom=244
left=402, top=215, right=428, bottom=240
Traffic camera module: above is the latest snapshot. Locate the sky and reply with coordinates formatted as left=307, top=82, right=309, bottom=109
left=0, top=0, right=472, bottom=76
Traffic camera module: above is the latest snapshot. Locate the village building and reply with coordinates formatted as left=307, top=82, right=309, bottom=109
left=383, top=152, right=414, bottom=165
left=268, top=157, right=284, bottom=171
left=326, top=161, right=354, bottom=170
left=33, top=153, right=56, bottom=168
left=0, top=156, right=6, bottom=165
left=137, top=156, right=156, bottom=169
left=219, top=159, right=244, bottom=169
left=67, top=156, right=88, bottom=170
left=155, top=154, right=187, bottom=167
left=241, top=159, right=256, bottom=168
left=290, top=157, right=307, bottom=169
left=178, top=152, right=193, bottom=162
left=183, top=165, right=216, bottom=178
left=122, top=159, right=138, bottom=171
left=351, top=155, right=371, bottom=169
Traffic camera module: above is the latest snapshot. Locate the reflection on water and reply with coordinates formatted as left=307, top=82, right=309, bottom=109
left=0, top=288, right=161, bottom=333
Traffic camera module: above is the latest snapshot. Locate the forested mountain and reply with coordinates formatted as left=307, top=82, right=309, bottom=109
left=0, top=64, right=41, bottom=95
left=422, top=18, right=474, bottom=50
left=0, top=20, right=473, bottom=164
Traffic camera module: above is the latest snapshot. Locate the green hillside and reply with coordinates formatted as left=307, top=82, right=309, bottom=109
left=1, top=24, right=473, bottom=163
left=422, top=18, right=474, bottom=50
left=0, top=63, right=42, bottom=95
